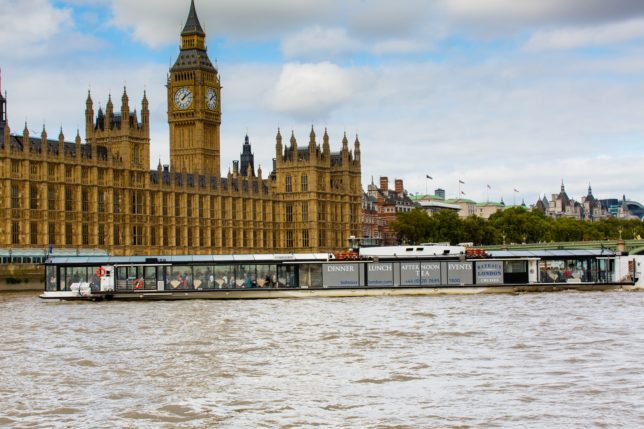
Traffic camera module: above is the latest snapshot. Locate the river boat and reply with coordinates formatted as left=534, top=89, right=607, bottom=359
left=39, top=245, right=643, bottom=301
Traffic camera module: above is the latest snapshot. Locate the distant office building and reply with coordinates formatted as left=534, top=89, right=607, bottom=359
left=474, top=201, right=506, bottom=219
left=601, top=196, right=644, bottom=220
left=410, top=189, right=460, bottom=216
left=410, top=189, right=504, bottom=219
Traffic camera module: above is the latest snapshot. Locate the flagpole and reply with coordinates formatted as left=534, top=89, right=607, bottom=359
left=425, top=174, right=433, bottom=197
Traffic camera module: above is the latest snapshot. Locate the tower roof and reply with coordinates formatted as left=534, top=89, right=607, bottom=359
left=173, top=0, right=214, bottom=71
left=0, top=68, right=4, bottom=101
left=182, top=0, right=205, bottom=37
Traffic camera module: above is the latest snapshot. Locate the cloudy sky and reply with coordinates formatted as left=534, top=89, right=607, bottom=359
left=2, top=0, right=644, bottom=205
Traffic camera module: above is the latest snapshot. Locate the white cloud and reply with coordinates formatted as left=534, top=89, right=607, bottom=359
left=265, top=62, right=369, bottom=119
left=0, top=0, right=71, bottom=44
left=107, top=0, right=439, bottom=51
left=525, top=19, right=644, bottom=51
left=0, top=0, right=102, bottom=61
left=109, top=0, right=330, bottom=48
left=372, top=39, right=427, bottom=55
left=282, top=27, right=362, bottom=60
left=443, top=0, right=644, bottom=26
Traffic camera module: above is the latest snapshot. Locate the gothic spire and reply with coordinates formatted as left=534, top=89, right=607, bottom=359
left=182, top=0, right=205, bottom=37
left=0, top=68, right=6, bottom=128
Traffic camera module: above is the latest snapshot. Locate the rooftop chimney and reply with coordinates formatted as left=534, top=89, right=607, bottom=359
left=379, top=176, right=389, bottom=192
left=395, top=179, right=404, bottom=194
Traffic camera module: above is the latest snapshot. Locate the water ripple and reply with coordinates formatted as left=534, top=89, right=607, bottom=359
left=0, top=292, right=643, bottom=427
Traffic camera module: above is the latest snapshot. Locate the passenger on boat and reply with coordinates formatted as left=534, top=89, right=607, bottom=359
left=173, top=273, right=183, bottom=289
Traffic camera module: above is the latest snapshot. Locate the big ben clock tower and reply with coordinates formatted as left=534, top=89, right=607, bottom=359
left=168, top=0, right=221, bottom=176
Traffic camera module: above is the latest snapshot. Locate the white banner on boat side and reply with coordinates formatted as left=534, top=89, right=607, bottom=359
left=475, top=261, right=504, bottom=284
left=322, top=263, right=363, bottom=287
left=399, top=262, right=442, bottom=286
left=367, top=263, right=394, bottom=286
left=446, top=262, right=473, bottom=285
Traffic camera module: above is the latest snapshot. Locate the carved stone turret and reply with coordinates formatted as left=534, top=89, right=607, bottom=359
left=354, top=134, right=361, bottom=162
left=121, top=87, right=130, bottom=130
left=275, top=128, right=283, bottom=159
left=141, top=90, right=149, bottom=130
left=323, top=128, right=330, bottom=157
left=85, top=90, right=93, bottom=141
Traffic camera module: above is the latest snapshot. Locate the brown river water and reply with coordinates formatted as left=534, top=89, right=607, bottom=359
left=0, top=291, right=643, bottom=428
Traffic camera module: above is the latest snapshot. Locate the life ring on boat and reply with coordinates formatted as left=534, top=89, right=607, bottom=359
left=133, top=279, right=144, bottom=289
left=96, top=267, right=107, bottom=278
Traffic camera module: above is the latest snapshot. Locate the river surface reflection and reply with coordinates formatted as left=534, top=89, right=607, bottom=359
left=1, top=292, right=643, bottom=428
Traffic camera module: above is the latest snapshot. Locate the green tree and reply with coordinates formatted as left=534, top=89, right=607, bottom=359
left=488, top=207, right=551, bottom=244
left=391, top=208, right=433, bottom=244
left=428, top=210, right=466, bottom=245
left=463, top=215, right=500, bottom=245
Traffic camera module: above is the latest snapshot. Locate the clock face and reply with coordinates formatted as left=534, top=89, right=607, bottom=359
left=206, top=88, right=217, bottom=110
left=174, top=87, right=193, bottom=109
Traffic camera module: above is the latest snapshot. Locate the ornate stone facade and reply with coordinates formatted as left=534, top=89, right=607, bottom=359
left=0, top=1, right=362, bottom=255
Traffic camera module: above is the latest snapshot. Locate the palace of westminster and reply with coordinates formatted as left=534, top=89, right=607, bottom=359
left=0, top=1, right=362, bottom=255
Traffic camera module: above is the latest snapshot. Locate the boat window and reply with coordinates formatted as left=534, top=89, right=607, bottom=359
left=504, top=261, right=527, bottom=273
left=116, top=266, right=128, bottom=290
left=236, top=264, right=257, bottom=288
left=70, top=266, right=87, bottom=285
left=144, top=266, right=158, bottom=290
left=277, top=265, right=297, bottom=288
left=167, top=265, right=193, bottom=289
left=88, top=267, right=101, bottom=291
left=46, top=266, right=57, bottom=291
left=298, top=264, right=322, bottom=288
left=213, top=264, right=235, bottom=288
left=255, top=264, right=276, bottom=288
left=116, top=266, right=138, bottom=290
left=193, top=266, right=208, bottom=290
left=60, top=267, right=68, bottom=291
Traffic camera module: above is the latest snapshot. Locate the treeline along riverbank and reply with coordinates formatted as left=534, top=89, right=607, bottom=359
left=392, top=206, right=644, bottom=246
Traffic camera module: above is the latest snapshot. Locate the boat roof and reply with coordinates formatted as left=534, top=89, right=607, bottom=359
left=45, top=253, right=335, bottom=265
left=487, top=249, right=616, bottom=258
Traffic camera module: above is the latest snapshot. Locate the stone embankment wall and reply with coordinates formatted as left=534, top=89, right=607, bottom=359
left=0, top=264, right=43, bottom=291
